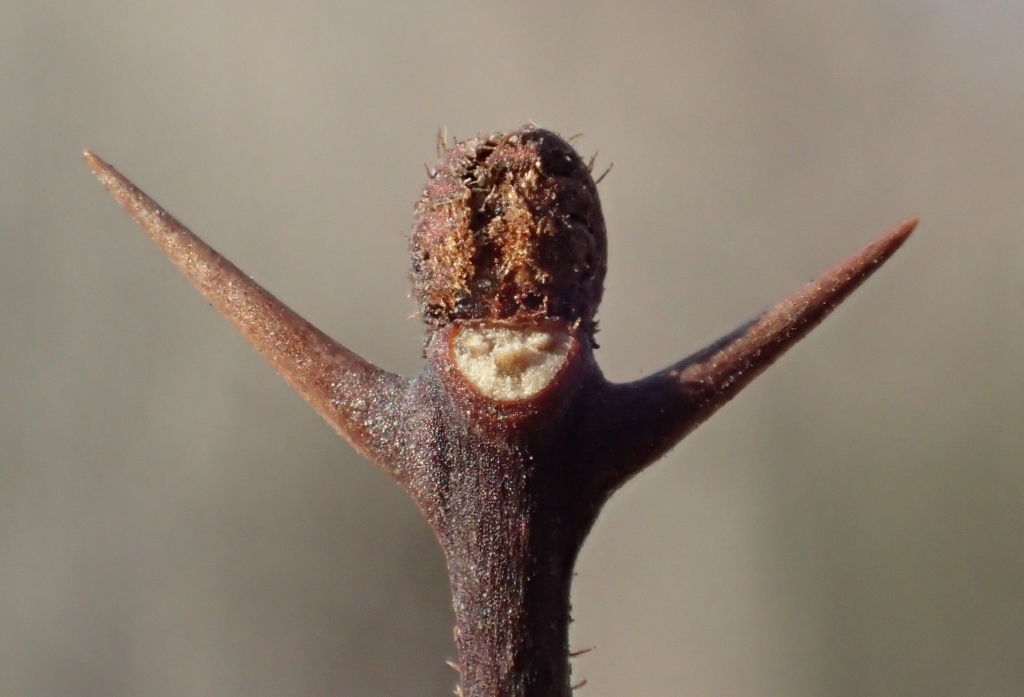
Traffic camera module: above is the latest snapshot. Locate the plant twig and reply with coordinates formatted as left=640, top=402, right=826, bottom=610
left=86, top=127, right=915, bottom=697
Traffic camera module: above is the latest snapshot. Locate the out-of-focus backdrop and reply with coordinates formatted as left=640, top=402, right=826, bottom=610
left=3, top=3, right=1022, bottom=696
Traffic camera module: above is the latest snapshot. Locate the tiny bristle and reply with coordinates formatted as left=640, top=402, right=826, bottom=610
left=595, top=162, right=614, bottom=184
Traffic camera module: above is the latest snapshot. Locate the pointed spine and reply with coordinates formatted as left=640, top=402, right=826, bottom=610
left=85, top=152, right=409, bottom=475
left=586, top=218, right=918, bottom=494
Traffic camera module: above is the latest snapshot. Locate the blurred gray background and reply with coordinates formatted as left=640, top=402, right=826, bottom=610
left=3, top=2, right=1023, bottom=696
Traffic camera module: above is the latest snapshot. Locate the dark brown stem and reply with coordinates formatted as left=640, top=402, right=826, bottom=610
left=395, top=326, right=598, bottom=697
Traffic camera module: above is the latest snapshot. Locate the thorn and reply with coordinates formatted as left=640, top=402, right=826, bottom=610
left=446, top=660, right=462, bottom=673
left=570, top=646, right=595, bottom=657
left=82, top=150, right=406, bottom=470
left=595, top=162, right=614, bottom=184
left=586, top=151, right=598, bottom=172
left=571, top=678, right=588, bottom=690
left=598, top=217, right=919, bottom=490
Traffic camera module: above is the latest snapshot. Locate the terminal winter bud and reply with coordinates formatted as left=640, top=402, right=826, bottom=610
left=411, top=127, right=607, bottom=340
